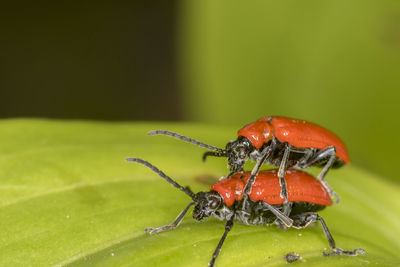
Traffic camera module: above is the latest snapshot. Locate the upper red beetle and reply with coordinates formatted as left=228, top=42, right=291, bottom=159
left=149, top=116, right=348, bottom=203
left=127, top=157, right=364, bottom=267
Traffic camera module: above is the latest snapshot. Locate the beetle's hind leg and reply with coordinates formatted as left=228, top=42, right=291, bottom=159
left=298, top=146, right=340, bottom=204
left=290, top=212, right=365, bottom=257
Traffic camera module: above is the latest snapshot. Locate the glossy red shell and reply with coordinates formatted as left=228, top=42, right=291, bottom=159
left=237, top=116, right=349, bottom=163
left=210, top=169, right=332, bottom=207
left=237, top=120, right=273, bottom=149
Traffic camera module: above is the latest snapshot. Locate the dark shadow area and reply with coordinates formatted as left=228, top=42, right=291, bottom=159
left=0, top=1, right=181, bottom=121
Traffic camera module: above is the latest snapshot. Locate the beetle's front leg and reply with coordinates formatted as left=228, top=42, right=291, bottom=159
left=208, top=218, right=234, bottom=267
left=243, top=145, right=273, bottom=195
left=243, top=139, right=278, bottom=196
left=145, top=202, right=195, bottom=235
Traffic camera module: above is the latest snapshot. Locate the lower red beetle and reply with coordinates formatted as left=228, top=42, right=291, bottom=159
left=148, top=116, right=347, bottom=203
left=126, top=157, right=365, bottom=267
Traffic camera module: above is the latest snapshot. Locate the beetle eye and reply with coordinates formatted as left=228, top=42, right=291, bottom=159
left=238, top=148, right=247, bottom=159
left=209, top=197, right=220, bottom=210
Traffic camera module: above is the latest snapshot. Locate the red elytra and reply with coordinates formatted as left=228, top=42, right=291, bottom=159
left=211, top=169, right=332, bottom=207
left=238, top=116, right=349, bottom=163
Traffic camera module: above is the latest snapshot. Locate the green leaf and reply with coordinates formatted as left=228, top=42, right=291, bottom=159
left=0, top=119, right=399, bottom=266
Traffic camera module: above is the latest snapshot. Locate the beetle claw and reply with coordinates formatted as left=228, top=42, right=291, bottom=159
left=331, top=191, right=340, bottom=204
left=323, top=247, right=365, bottom=256
left=144, top=227, right=155, bottom=234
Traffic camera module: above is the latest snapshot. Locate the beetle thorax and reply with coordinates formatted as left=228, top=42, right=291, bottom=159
left=237, top=120, right=273, bottom=149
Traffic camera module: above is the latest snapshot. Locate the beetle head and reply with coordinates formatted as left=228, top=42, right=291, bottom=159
left=192, top=191, right=222, bottom=221
left=224, top=136, right=254, bottom=173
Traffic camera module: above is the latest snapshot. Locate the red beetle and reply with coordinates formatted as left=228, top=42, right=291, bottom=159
left=149, top=116, right=348, bottom=203
left=127, top=157, right=364, bottom=267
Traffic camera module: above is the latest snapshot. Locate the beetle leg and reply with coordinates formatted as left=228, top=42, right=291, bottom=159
left=323, top=247, right=366, bottom=256
left=318, top=215, right=365, bottom=256
left=226, top=171, right=235, bottom=178
left=298, top=146, right=336, bottom=179
left=261, top=201, right=293, bottom=227
left=243, top=139, right=278, bottom=196
left=243, top=145, right=274, bottom=195
left=319, top=148, right=340, bottom=204
left=316, top=147, right=336, bottom=180
left=277, top=143, right=291, bottom=203
left=290, top=213, right=365, bottom=257
left=144, top=202, right=195, bottom=235
left=208, top=218, right=234, bottom=267
left=282, top=202, right=293, bottom=228
left=296, top=148, right=315, bottom=166
left=298, top=146, right=340, bottom=203
left=291, top=212, right=317, bottom=229
left=321, top=181, right=339, bottom=204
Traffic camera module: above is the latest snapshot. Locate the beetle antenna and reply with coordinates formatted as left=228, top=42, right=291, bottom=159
left=148, top=130, right=224, bottom=153
left=202, top=151, right=228, bottom=162
left=126, top=157, right=195, bottom=199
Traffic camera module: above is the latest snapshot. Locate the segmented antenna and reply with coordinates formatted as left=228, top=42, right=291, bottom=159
left=148, top=130, right=224, bottom=153
left=202, top=151, right=227, bottom=162
left=126, top=157, right=195, bottom=199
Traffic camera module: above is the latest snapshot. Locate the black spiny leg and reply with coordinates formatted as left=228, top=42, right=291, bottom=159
left=209, top=219, right=234, bottom=267
left=274, top=202, right=293, bottom=230
left=244, top=145, right=274, bottom=195
left=145, top=202, right=195, bottom=235
left=241, top=145, right=273, bottom=211
left=261, top=201, right=293, bottom=227
left=318, top=216, right=365, bottom=256
left=291, top=213, right=365, bottom=257
left=277, top=143, right=291, bottom=204
left=298, top=146, right=339, bottom=203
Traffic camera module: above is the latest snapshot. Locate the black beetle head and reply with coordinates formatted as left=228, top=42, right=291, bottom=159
left=192, top=191, right=222, bottom=221
left=225, top=136, right=254, bottom=173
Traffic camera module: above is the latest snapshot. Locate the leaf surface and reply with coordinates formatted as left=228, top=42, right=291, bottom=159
left=0, top=119, right=398, bottom=267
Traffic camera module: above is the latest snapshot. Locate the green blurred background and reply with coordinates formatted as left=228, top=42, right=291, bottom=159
left=1, top=1, right=399, bottom=182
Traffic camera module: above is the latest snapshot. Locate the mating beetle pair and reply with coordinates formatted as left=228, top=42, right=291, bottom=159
left=149, top=116, right=348, bottom=203
left=129, top=116, right=365, bottom=266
